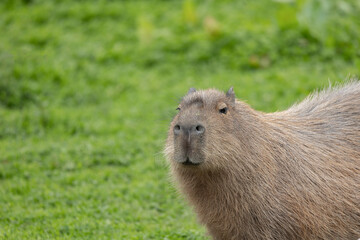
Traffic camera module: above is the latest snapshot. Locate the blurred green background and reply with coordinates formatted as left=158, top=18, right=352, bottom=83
left=0, top=0, right=359, bottom=239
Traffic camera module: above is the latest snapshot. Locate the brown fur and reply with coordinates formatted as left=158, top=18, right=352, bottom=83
left=165, top=82, right=360, bottom=240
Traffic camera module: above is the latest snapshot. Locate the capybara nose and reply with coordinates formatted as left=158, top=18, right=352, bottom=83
left=174, top=124, right=205, bottom=135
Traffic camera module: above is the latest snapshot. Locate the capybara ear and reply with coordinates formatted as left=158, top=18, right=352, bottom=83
left=226, top=87, right=235, bottom=105
left=187, top=87, right=197, bottom=95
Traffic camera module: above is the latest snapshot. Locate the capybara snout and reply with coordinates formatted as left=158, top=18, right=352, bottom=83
left=172, top=121, right=206, bottom=165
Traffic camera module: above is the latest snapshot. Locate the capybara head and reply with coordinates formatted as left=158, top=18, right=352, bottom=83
left=165, top=87, right=241, bottom=169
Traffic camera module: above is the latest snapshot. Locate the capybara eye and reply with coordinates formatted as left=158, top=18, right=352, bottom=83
left=176, top=107, right=181, bottom=111
left=219, top=107, right=228, bottom=114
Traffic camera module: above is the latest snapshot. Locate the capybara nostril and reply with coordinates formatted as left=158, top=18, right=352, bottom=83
left=195, top=125, right=205, bottom=134
left=174, top=124, right=181, bottom=135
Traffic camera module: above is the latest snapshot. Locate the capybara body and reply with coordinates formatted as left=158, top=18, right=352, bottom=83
left=165, top=82, right=360, bottom=240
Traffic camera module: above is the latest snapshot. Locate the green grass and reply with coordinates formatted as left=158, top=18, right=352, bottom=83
left=0, top=0, right=359, bottom=239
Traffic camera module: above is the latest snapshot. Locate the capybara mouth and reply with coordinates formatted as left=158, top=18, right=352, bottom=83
left=182, top=157, right=201, bottom=166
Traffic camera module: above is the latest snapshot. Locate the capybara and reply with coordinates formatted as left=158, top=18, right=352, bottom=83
left=164, top=82, right=360, bottom=240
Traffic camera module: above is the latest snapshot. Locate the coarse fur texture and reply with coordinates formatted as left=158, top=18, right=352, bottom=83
left=164, top=81, right=360, bottom=240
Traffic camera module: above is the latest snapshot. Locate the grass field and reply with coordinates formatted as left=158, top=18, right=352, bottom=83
left=0, top=0, right=359, bottom=239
